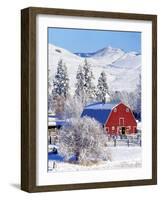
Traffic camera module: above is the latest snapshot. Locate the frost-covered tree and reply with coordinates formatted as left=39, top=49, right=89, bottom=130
left=52, top=95, right=65, bottom=116
left=75, top=59, right=96, bottom=104
left=110, top=90, right=135, bottom=110
left=110, top=75, right=141, bottom=120
left=52, top=59, right=69, bottom=99
left=133, top=74, right=141, bottom=120
left=48, top=68, right=51, bottom=90
left=48, top=68, right=53, bottom=113
left=136, top=74, right=141, bottom=113
left=63, top=96, right=84, bottom=119
left=51, top=60, right=69, bottom=115
left=75, top=65, right=85, bottom=102
left=83, top=59, right=96, bottom=103
left=110, top=89, right=141, bottom=121
left=110, top=90, right=122, bottom=102
left=48, top=94, right=52, bottom=113
left=58, top=117, right=110, bottom=165
left=119, top=91, right=131, bottom=107
left=96, top=71, right=109, bottom=103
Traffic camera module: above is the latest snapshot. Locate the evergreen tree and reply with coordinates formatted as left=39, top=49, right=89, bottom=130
left=96, top=71, right=109, bottom=103
left=52, top=59, right=69, bottom=99
left=75, top=59, right=96, bottom=104
left=75, top=65, right=85, bottom=101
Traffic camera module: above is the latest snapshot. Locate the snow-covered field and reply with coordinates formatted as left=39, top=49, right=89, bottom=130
left=48, top=146, right=142, bottom=172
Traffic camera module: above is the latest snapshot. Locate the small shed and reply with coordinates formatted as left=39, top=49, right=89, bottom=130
left=48, top=114, right=66, bottom=129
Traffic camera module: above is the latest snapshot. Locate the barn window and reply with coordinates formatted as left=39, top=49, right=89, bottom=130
left=126, top=108, right=129, bottom=112
left=114, top=108, right=117, bottom=112
left=112, top=126, right=115, bottom=130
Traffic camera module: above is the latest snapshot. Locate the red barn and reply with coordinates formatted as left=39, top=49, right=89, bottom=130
left=81, top=102, right=137, bottom=135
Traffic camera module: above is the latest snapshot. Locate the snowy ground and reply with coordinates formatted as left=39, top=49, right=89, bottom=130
left=48, top=146, right=142, bottom=172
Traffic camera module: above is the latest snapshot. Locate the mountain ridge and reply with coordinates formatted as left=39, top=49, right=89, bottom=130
left=48, top=44, right=141, bottom=95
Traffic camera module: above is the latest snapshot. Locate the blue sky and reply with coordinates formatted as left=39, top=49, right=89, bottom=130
left=48, top=27, right=141, bottom=53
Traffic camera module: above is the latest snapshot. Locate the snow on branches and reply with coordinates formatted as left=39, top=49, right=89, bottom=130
left=75, top=65, right=85, bottom=101
left=52, top=59, right=69, bottom=99
left=63, top=96, right=84, bottom=119
left=96, top=71, right=109, bottom=103
left=110, top=74, right=141, bottom=120
left=58, top=116, right=110, bottom=165
left=134, top=74, right=141, bottom=118
left=75, top=59, right=96, bottom=104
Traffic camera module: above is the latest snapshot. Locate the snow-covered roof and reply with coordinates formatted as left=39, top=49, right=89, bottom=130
left=81, top=102, right=119, bottom=125
left=48, top=120, right=66, bottom=127
left=48, top=114, right=66, bottom=127
left=85, top=101, right=118, bottom=110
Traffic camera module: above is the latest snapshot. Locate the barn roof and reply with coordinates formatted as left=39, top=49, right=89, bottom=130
left=85, top=101, right=118, bottom=110
left=81, top=102, right=119, bottom=125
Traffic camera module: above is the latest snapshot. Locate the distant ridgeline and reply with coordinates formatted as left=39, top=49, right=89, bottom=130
left=74, top=47, right=141, bottom=58
left=74, top=52, right=96, bottom=58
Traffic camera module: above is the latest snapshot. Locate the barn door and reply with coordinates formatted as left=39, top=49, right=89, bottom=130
left=122, top=127, right=125, bottom=135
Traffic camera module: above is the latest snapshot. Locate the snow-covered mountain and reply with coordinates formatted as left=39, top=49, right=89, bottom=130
left=48, top=44, right=141, bottom=95
left=75, top=45, right=124, bottom=60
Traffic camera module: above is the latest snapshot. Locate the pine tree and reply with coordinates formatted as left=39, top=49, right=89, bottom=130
left=52, top=59, right=69, bottom=99
left=75, top=59, right=96, bottom=104
left=83, top=59, right=95, bottom=101
left=83, top=59, right=96, bottom=103
left=75, top=65, right=85, bottom=101
left=96, top=71, right=109, bottom=103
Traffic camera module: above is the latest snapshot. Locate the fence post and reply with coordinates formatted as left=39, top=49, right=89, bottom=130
left=127, top=139, right=129, bottom=147
left=53, top=161, right=56, bottom=169
left=140, top=139, right=142, bottom=147
left=114, top=139, right=116, bottom=147
left=49, top=135, right=52, bottom=144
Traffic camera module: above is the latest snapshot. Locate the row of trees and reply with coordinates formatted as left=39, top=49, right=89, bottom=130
left=49, top=59, right=141, bottom=119
left=51, top=59, right=109, bottom=104
left=75, top=59, right=109, bottom=104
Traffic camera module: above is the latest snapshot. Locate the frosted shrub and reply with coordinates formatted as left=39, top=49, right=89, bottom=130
left=52, top=95, right=65, bottom=116
left=63, top=96, right=84, bottom=119
left=58, top=116, right=110, bottom=166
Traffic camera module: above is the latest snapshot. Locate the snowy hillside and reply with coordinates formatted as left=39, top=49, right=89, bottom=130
left=48, top=44, right=141, bottom=95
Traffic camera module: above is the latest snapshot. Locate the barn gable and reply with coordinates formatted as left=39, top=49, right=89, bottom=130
left=105, top=102, right=137, bottom=134
left=81, top=102, right=118, bottom=125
